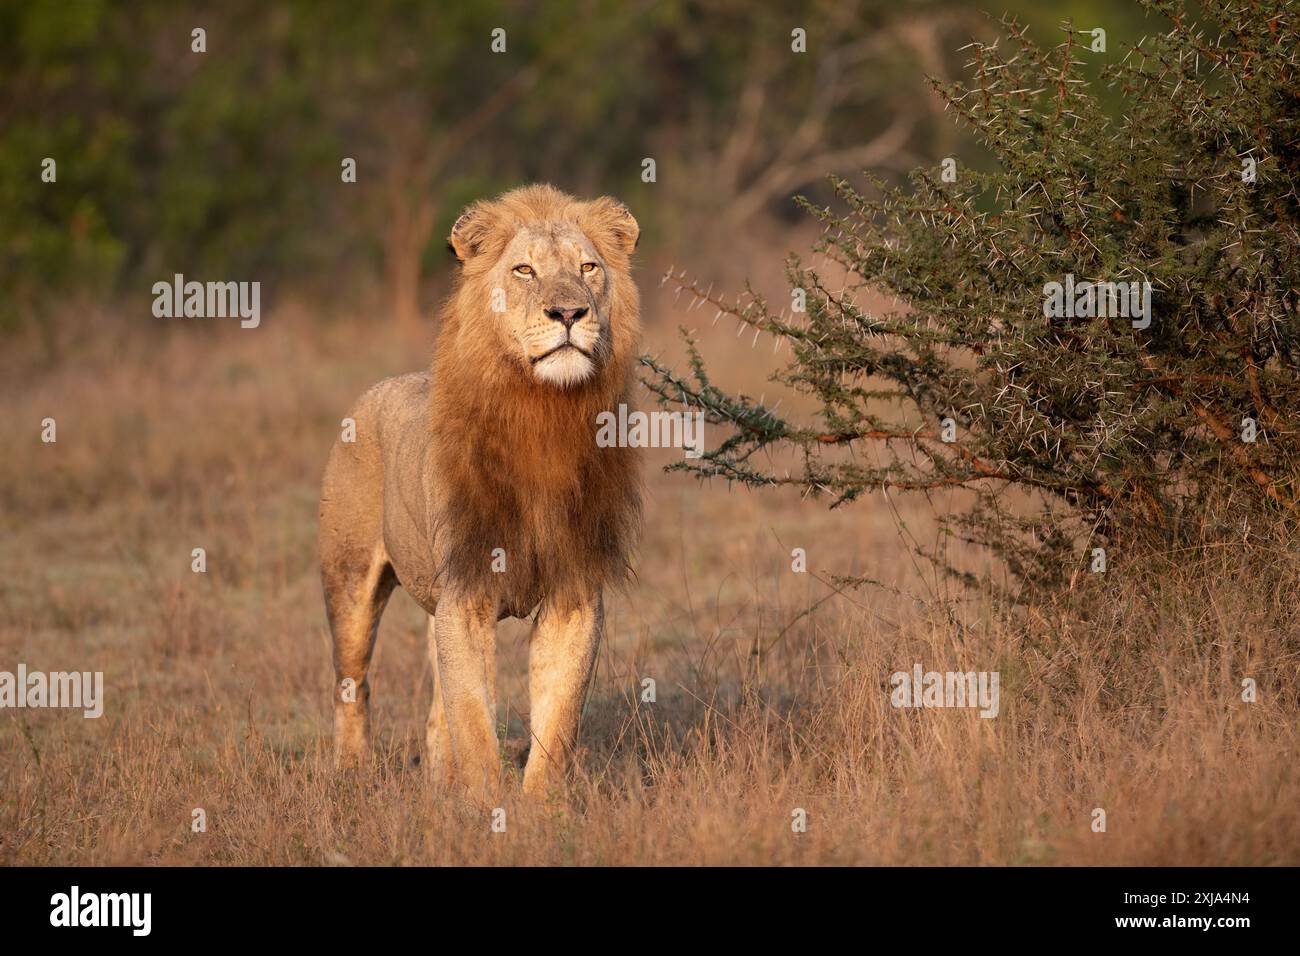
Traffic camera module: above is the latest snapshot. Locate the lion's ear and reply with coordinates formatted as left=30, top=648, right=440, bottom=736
left=447, top=203, right=492, bottom=262
left=584, top=197, right=640, bottom=255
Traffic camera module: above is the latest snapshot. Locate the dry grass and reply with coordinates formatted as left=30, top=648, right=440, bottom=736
left=2, top=283, right=1297, bottom=866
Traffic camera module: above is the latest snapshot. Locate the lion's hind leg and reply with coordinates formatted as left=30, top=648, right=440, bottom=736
left=323, top=540, right=396, bottom=768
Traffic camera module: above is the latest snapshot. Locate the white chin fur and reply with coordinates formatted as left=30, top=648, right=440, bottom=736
left=533, top=348, right=596, bottom=387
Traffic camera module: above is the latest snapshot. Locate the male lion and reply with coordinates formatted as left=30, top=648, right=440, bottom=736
left=319, top=185, right=642, bottom=797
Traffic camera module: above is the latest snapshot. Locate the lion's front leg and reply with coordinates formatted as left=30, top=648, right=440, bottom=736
left=432, top=590, right=500, bottom=797
left=522, top=593, right=603, bottom=798
left=424, top=614, right=452, bottom=787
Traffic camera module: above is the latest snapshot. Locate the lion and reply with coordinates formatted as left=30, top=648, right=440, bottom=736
left=319, top=184, right=642, bottom=798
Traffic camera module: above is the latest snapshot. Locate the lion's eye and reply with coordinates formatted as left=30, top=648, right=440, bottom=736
left=513, top=264, right=534, bottom=276
left=581, top=262, right=598, bottom=274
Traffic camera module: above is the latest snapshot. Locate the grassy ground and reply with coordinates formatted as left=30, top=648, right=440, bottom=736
left=2, top=279, right=1298, bottom=865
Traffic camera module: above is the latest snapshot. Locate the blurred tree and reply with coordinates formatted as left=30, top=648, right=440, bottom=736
left=291, top=0, right=551, bottom=331
left=649, top=0, right=970, bottom=237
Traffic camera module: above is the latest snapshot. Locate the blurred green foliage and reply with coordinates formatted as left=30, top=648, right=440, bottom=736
left=1, top=0, right=1151, bottom=328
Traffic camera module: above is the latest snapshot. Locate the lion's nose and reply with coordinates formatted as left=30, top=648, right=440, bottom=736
left=545, top=306, right=588, bottom=328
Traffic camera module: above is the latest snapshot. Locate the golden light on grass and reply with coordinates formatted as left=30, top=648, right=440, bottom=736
left=2, top=293, right=1296, bottom=866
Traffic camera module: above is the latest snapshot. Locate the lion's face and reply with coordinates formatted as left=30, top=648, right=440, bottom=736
left=491, top=223, right=611, bottom=387
left=446, top=186, right=640, bottom=390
